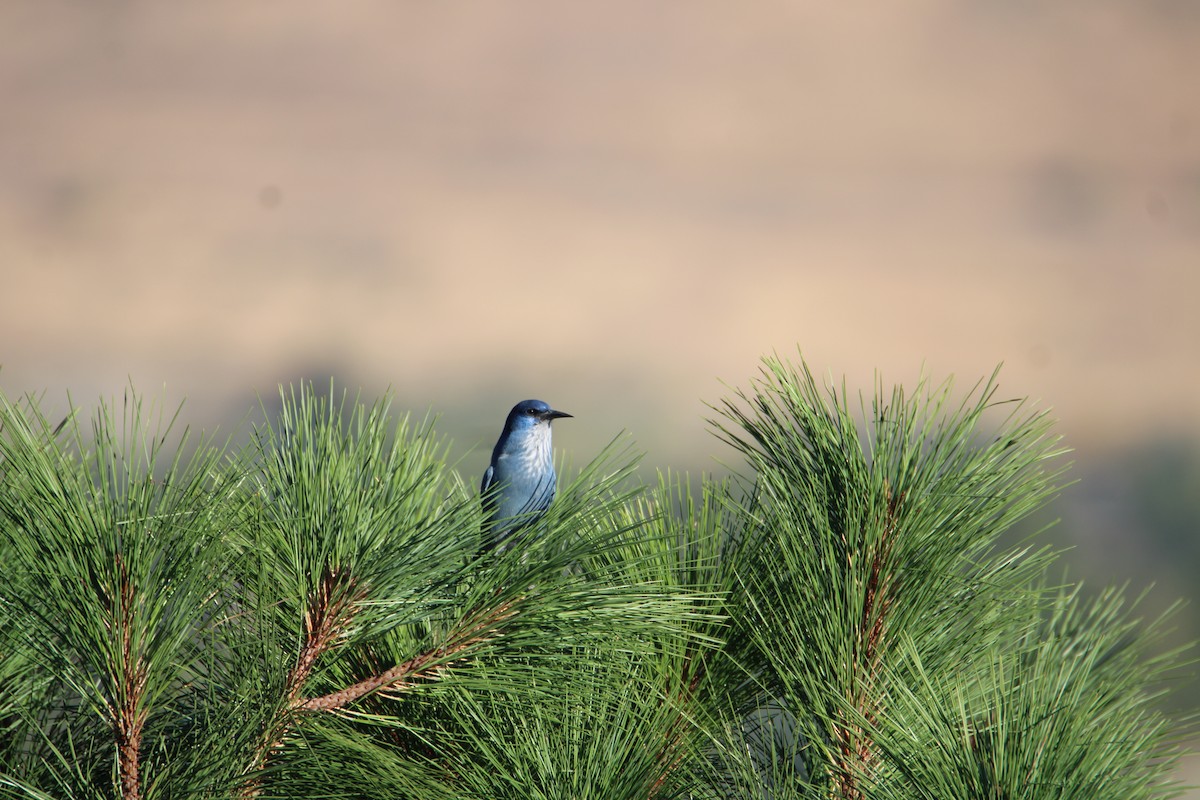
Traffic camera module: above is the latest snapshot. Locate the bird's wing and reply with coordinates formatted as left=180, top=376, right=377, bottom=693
left=480, top=464, right=495, bottom=496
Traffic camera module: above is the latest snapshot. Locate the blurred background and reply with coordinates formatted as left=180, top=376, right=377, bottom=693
left=2, top=0, right=1198, bottom=788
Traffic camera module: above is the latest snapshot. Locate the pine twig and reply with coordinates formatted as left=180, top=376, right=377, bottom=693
left=113, top=554, right=148, bottom=800
left=648, top=648, right=707, bottom=799
left=293, top=599, right=517, bottom=713
left=239, top=592, right=518, bottom=798
left=240, top=567, right=363, bottom=799
left=285, top=568, right=364, bottom=704
left=830, top=485, right=901, bottom=800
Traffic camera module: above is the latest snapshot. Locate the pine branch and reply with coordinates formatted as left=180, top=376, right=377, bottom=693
left=286, top=567, right=365, bottom=705
left=114, top=554, right=148, bottom=800
left=0, top=387, right=238, bottom=800
left=651, top=660, right=707, bottom=798
left=239, top=597, right=521, bottom=798
left=293, top=599, right=518, bottom=713
left=831, top=484, right=900, bottom=800
left=238, top=568, right=366, bottom=798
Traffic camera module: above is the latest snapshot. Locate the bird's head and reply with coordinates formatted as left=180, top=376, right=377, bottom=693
left=505, top=399, right=572, bottom=432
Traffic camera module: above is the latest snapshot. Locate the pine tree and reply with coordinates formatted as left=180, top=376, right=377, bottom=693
left=0, top=355, right=1190, bottom=799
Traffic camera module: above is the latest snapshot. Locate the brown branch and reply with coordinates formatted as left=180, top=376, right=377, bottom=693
left=113, top=554, right=147, bottom=800
left=116, top=700, right=146, bottom=800
left=293, top=599, right=517, bottom=713
left=284, top=568, right=363, bottom=704
left=239, top=576, right=519, bottom=800
left=648, top=647, right=709, bottom=799
left=240, top=567, right=361, bottom=799
left=295, top=636, right=470, bottom=712
left=830, top=485, right=902, bottom=800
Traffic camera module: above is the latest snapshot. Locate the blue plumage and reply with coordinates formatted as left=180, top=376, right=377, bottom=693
left=480, top=399, right=572, bottom=551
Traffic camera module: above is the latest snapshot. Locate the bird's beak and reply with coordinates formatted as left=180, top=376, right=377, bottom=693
left=544, top=409, right=572, bottom=420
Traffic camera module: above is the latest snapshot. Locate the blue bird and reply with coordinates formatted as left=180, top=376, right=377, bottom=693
left=480, top=399, right=572, bottom=551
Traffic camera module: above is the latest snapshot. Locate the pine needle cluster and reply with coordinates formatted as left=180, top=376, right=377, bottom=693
left=0, top=355, right=1191, bottom=799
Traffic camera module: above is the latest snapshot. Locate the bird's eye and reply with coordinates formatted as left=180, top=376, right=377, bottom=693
left=526, top=408, right=539, bottom=416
